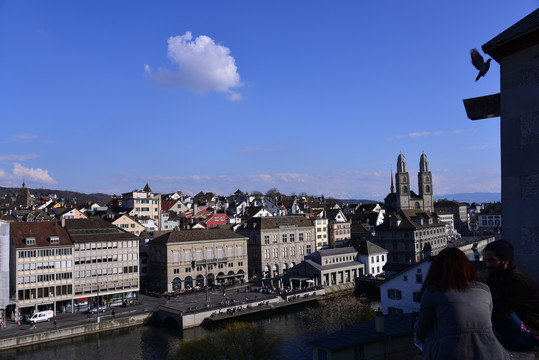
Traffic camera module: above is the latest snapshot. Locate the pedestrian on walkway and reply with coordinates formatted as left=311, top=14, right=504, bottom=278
left=54, top=319, right=57, bottom=328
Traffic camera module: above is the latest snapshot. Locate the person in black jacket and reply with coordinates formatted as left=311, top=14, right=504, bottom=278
left=482, top=240, right=539, bottom=351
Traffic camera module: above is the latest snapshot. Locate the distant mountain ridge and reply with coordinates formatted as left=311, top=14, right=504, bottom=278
left=434, top=192, right=501, bottom=204
left=0, top=186, right=112, bottom=205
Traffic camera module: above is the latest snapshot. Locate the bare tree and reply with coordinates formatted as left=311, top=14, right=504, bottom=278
left=300, top=295, right=375, bottom=336
left=265, top=187, right=281, bottom=198
left=171, top=322, right=282, bottom=360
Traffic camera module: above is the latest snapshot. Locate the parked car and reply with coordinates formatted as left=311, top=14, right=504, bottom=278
left=88, top=305, right=107, bottom=314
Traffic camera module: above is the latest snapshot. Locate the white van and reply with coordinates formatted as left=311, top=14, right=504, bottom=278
left=30, top=310, right=54, bottom=324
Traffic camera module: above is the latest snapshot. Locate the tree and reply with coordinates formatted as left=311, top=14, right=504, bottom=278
left=171, top=322, right=282, bottom=360
left=265, top=187, right=281, bottom=198
left=300, top=295, right=375, bottom=336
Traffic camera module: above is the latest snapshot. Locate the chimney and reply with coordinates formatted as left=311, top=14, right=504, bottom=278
left=61, top=217, right=65, bottom=228
left=374, top=308, right=384, bottom=334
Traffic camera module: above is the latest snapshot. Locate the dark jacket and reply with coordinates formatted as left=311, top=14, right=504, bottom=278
left=415, top=281, right=508, bottom=360
left=482, top=265, right=539, bottom=335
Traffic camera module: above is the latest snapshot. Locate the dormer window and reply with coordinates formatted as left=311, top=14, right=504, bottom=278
left=25, top=237, right=36, bottom=246
left=48, top=236, right=59, bottom=244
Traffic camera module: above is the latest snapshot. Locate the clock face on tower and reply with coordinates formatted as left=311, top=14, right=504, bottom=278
left=401, top=175, right=407, bottom=182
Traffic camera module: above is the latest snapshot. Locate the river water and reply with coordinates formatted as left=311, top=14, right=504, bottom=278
left=2, top=307, right=316, bottom=360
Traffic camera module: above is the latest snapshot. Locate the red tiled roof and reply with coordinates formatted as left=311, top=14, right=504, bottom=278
left=10, top=221, right=71, bottom=248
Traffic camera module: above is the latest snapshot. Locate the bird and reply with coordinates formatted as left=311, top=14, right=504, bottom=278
left=471, top=48, right=492, bottom=82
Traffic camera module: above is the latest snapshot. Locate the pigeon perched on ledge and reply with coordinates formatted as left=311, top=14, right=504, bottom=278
left=471, top=48, right=492, bottom=82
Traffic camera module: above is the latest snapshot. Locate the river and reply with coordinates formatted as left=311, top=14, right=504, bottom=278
left=1, top=307, right=316, bottom=360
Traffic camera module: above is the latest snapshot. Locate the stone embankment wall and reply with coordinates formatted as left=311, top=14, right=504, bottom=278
left=0, top=314, right=148, bottom=350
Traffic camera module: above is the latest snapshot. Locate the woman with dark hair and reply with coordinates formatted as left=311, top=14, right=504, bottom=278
left=415, top=248, right=509, bottom=359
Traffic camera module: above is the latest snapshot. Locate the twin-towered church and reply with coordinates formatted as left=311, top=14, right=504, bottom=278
left=384, top=152, right=434, bottom=213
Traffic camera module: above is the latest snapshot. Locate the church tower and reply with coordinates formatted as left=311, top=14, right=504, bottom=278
left=395, top=152, right=410, bottom=209
left=418, top=151, right=434, bottom=212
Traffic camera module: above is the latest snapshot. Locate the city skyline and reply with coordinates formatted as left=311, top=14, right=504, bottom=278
left=1, top=1, right=537, bottom=199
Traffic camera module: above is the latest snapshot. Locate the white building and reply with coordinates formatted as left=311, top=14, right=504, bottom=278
left=122, top=184, right=161, bottom=228
left=355, top=240, right=388, bottom=276
left=378, top=259, right=432, bottom=314
left=0, top=220, right=10, bottom=323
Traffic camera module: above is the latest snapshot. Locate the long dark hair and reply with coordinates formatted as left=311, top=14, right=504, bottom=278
left=422, top=247, right=478, bottom=293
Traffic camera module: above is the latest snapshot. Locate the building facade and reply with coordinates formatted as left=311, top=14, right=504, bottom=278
left=236, top=216, right=315, bottom=279
left=288, top=247, right=364, bottom=286
left=375, top=209, right=447, bottom=265
left=9, top=221, right=74, bottom=316
left=148, top=229, right=248, bottom=292
left=65, top=218, right=140, bottom=311
left=122, top=184, right=161, bottom=228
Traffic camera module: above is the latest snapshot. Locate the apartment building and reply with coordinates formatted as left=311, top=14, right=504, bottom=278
left=122, top=184, right=161, bottom=228
left=64, top=218, right=140, bottom=311
left=9, top=221, right=74, bottom=316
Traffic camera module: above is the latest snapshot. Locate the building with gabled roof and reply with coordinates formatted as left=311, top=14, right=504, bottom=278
left=354, top=240, right=388, bottom=277
left=375, top=209, right=447, bottom=265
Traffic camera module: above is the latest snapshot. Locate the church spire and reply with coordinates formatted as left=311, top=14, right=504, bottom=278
left=390, top=165, right=395, bottom=193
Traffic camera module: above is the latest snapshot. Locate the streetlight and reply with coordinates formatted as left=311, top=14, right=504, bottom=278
left=96, top=281, right=100, bottom=324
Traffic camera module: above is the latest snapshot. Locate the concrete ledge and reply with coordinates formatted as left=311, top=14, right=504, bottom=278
left=0, top=314, right=149, bottom=350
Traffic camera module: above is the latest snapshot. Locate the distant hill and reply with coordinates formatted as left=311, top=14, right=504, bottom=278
left=0, top=186, right=112, bottom=205
left=339, top=199, right=381, bottom=204
left=435, top=192, right=501, bottom=204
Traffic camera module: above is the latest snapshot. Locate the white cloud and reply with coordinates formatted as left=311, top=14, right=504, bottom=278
left=386, top=129, right=474, bottom=141
left=0, top=154, right=39, bottom=162
left=148, top=31, right=243, bottom=100
left=11, top=163, right=56, bottom=185
left=9, top=134, right=39, bottom=141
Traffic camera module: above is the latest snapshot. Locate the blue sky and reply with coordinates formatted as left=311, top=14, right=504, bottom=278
left=0, top=1, right=537, bottom=200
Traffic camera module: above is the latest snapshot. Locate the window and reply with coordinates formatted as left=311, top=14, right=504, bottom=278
left=387, top=289, right=402, bottom=300
left=317, top=349, right=327, bottom=360
left=173, top=252, right=179, bottom=263
left=264, top=235, right=270, bottom=245
left=388, top=307, right=403, bottom=314
left=403, top=275, right=408, bottom=281
left=416, top=274, right=423, bottom=283
left=299, top=233, right=304, bottom=241
left=282, top=234, right=287, bottom=243
left=413, top=292, right=421, bottom=302
left=290, top=234, right=295, bottom=242
left=217, top=248, right=223, bottom=259
left=237, top=246, right=243, bottom=257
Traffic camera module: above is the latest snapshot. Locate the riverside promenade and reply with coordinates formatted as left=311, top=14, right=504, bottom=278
left=0, top=285, right=323, bottom=350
